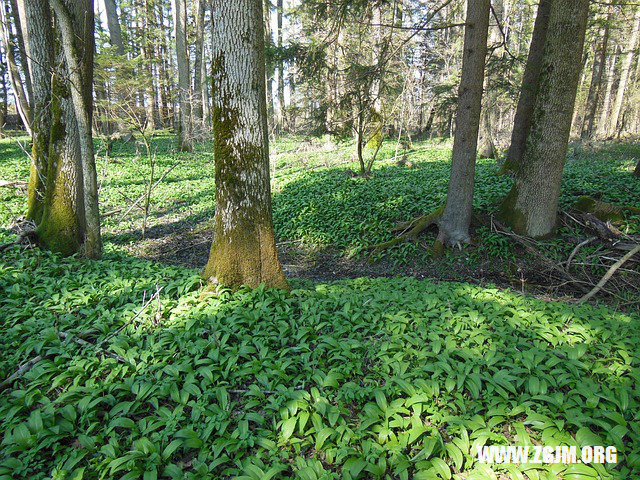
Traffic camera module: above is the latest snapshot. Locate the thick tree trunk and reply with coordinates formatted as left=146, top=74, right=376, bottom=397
left=103, top=0, right=125, bottom=55
left=504, top=0, right=551, bottom=173
left=50, top=0, right=101, bottom=259
left=581, top=11, right=610, bottom=140
left=174, top=0, right=192, bottom=151
left=203, top=0, right=288, bottom=290
left=609, top=6, right=640, bottom=136
left=500, top=0, right=589, bottom=239
left=24, top=0, right=54, bottom=224
left=436, top=0, right=490, bottom=247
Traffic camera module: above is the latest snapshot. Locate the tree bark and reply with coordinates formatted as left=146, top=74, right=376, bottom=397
left=203, top=0, right=288, bottom=290
left=103, top=0, right=125, bottom=55
left=500, top=0, right=589, bottom=239
left=264, top=0, right=275, bottom=123
left=609, top=6, right=640, bottom=137
left=436, top=0, right=490, bottom=247
left=174, top=0, right=192, bottom=151
left=24, top=0, right=54, bottom=224
left=50, top=0, right=101, bottom=259
left=0, top=1, right=31, bottom=133
left=581, top=10, right=611, bottom=140
left=142, top=0, right=156, bottom=130
left=192, top=0, right=206, bottom=126
left=504, top=0, right=551, bottom=173
left=10, top=0, right=32, bottom=104
left=597, top=45, right=618, bottom=139
left=276, top=0, right=285, bottom=129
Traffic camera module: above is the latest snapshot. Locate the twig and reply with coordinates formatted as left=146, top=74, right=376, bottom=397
left=565, top=237, right=597, bottom=270
left=579, top=244, right=640, bottom=303
left=118, top=161, right=180, bottom=222
left=0, top=356, right=43, bottom=391
left=58, top=332, right=126, bottom=362
left=99, top=286, right=164, bottom=345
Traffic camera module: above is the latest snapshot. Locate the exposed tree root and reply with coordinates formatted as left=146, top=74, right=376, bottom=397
left=368, top=205, right=444, bottom=254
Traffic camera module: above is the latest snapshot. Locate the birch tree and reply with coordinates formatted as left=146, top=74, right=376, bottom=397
left=202, top=0, right=288, bottom=289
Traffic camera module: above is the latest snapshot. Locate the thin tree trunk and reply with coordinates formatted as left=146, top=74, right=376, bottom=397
left=10, top=0, right=31, bottom=103
left=142, top=0, right=156, bottom=130
left=203, top=0, right=288, bottom=290
left=500, top=0, right=589, bottom=238
left=597, top=45, right=618, bottom=139
left=192, top=0, right=206, bottom=125
left=264, top=0, right=275, bottom=123
left=174, top=0, right=192, bottom=151
left=504, top=0, right=552, bottom=173
left=0, top=1, right=31, bottom=133
left=103, top=0, right=125, bottom=54
left=581, top=11, right=610, bottom=140
left=276, top=0, right=285, bottom=130
left=50, top=0, right=101, bottom=259
left=609, top=6, right=640, bottom=136
left=436, top=0, right=490, bottom=247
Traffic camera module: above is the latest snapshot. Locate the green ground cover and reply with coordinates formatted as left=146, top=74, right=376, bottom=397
left=0, top=135, right=639, bottom=479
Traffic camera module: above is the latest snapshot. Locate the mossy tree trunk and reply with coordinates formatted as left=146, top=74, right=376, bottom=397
left=499, top=0, right=589, bottom=239
left=504, top=0, right=551, bottom=174
left=50, top=0, right=101, bottom=259
left=30, top=0, right=101, bottom=258
left=436, top=0, right=490, bottom=247
left=24, top=0, right=54, bottom=224
left=202, top=0, right=288, bottom=290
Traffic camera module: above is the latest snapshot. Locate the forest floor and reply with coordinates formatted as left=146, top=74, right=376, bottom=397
left=0, top=133, right=639, bottom=479
left=4, top=133, right=637, bottom=305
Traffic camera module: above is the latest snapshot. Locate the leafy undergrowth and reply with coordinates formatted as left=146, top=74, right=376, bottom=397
left=1, top=246, right=638, bottom=479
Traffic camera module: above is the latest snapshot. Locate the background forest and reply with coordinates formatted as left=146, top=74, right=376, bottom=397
left=0, top=0, right=639, bottom=479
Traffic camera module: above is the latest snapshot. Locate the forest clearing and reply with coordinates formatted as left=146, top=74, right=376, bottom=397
left=0, top=0, right=640, bottom=478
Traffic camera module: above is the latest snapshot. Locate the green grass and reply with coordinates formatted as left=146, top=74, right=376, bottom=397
left=0, top=135, right=639, bottom=479
left=0, top=245, right=638, bottom=479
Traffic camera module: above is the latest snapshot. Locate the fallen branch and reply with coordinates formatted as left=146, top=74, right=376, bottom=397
left=579, top=244, right=640, bottom=303
left=0, top=179, right=27, bottom=188
left=490, top=217, right=591, bottom=294
left=368, top=205, right=444, bottom=254
left=565, top=237, right=597, bottom=270
left=0, top=355, right=43, bottom=392
left=0, top=229, right=36, bottom=253
left=58, top=332, right=126, bottom=363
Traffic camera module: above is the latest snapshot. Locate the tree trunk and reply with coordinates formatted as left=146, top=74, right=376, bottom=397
left=192, top=0, right=206, bottom=126
left=24, top=0, right=54, bottom=224
left=504, top=0, right=551, bottom=173
left=142, top=0, right=156, bottom=131
left=50, top=0, right=101, bottom=259
left=10, top=0, right=32, bottom=104
left=276, top=0, right=285, bottom=130
left=0, top=1, right=31, bottom=133
left=103, top=0, right=125, bottom=55
left=500, top=0, right=589, bottom=239
left=174, top=0, right=192, bottom=151
left=264, top=0, right=275, bottom=124
left=597, top=45, right=618, bottom=139
left=436, top=0, right=490, bottom=247
left=581, top=11, right=610, bottom=140
left=203, top=0, right=288, bottom=290
left=609, top=6, right=640, bottom=137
